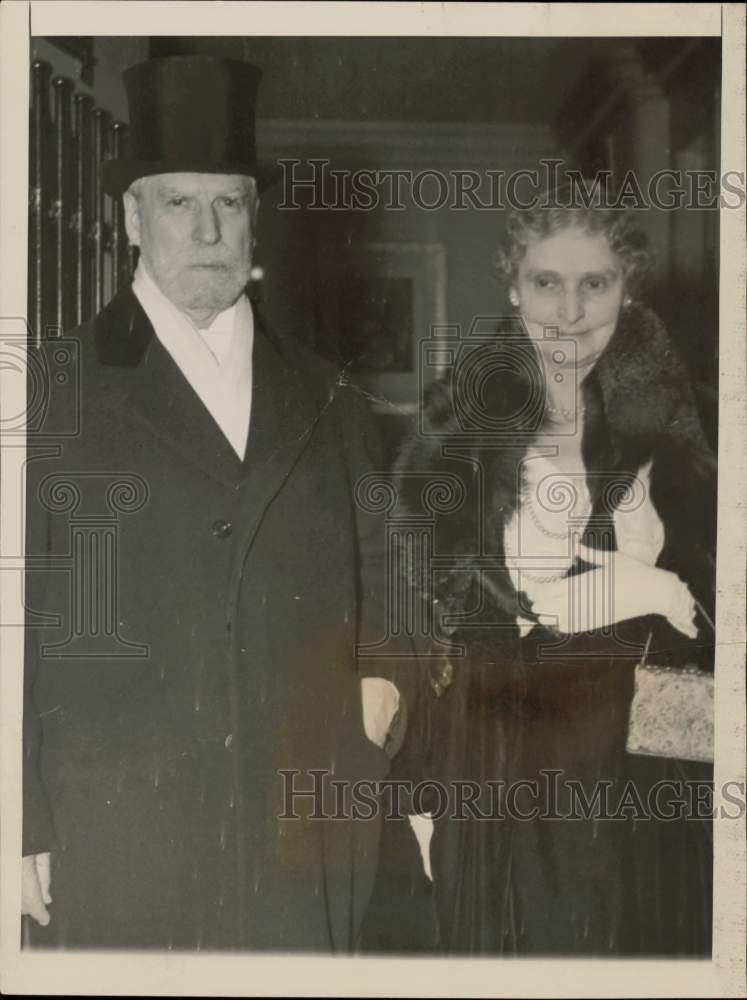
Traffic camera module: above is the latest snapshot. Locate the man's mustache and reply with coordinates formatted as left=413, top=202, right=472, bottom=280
left=187, top=257, right=238, bottom=268
left=174, top=248, right=248, bottom=269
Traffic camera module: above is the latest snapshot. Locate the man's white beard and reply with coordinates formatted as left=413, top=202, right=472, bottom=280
left=173, top=266, right=250, bottom=313
left=143, top=252, right=252, bottom=318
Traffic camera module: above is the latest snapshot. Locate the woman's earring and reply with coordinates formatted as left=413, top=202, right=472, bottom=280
left=623, top=294, right=632, bottom=308
left=509, top=290, right=520, bottom=308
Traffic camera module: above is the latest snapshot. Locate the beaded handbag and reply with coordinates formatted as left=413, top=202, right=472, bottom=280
left=626, top=627, right=714, bottom=764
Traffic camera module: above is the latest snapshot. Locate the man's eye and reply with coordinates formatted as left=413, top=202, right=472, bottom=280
left=168, top=197, right=187, bottom=207
left=218, top=196, right=240, bottom=208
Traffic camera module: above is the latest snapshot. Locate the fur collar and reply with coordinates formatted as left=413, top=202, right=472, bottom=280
left=394, top=303, right=716, bottom=628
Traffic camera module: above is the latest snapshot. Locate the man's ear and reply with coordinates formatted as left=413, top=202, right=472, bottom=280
left=123, top=190, right=141, bottom=247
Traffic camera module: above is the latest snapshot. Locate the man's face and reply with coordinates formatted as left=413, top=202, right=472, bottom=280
left=123, top=173, right=258, bottom=323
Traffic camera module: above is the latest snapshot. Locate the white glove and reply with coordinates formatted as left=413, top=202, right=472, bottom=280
left=21, top=852, right=51, bottom=926
left=529, top=543, right=697, bottom=639
left=360, top=677, right=401, bottom=749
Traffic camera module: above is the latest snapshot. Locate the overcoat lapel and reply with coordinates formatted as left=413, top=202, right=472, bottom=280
left=93, top=285, right=330, bottom=507
left=236, top=319, right=332, bottom=529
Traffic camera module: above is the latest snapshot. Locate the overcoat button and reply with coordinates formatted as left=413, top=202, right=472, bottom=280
left=224, top=734, right=233, bottom=749
left=212, top=519, right=233, bottom=539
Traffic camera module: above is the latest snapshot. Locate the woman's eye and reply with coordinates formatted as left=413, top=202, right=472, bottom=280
left=168, top=197, right=186, bottom=207
left=218, top=197, right=240, bottom=209
left=583, top=276, right=608, bottom=293
left=533, top=275, right=557, bottom=290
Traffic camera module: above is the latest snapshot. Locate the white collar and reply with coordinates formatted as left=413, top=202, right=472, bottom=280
left=132, top=260, right=254, bottom=459
left=133, top=261, right=242, bottom=361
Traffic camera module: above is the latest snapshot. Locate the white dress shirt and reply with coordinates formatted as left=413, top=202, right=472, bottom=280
left=132, top=261, right=253, bottom=460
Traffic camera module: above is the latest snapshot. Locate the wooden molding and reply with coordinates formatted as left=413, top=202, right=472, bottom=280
left=256, top=119, right=558, bottom=169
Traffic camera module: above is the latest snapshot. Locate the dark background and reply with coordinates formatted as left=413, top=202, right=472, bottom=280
left=30, top=35, right=721, bottom=456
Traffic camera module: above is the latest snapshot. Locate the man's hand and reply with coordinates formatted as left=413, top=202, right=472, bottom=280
left=360, top=677, right=400, bottom=749
left=22, top=853, right=52, bottom=927
left=530, top=544, right=697, bottom=638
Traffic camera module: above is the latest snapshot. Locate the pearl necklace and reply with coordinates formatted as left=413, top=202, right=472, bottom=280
left=512, top=450, right=593, bottom=583
left=544, top=401, right=586, bottom=424
left=523, top=480, right=591, bottom=541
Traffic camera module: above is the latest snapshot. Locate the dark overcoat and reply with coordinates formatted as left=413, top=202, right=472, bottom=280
left=23, top=284, right=416, bottom=951
left=392, top=303, right=717, bottom=954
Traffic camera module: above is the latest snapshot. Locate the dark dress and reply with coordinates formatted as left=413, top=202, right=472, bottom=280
left=390, top=303, right=716, bottom=955
left=424, top=627, right=713, bottom=954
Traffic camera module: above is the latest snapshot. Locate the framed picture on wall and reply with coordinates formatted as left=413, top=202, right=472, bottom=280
left=316, top=241, right=447, bottom=411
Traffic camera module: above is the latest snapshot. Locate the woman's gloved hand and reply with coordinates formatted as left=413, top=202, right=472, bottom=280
left=528, top=543, right=698, bottom=638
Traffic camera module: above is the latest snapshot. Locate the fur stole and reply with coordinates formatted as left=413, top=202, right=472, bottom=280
left=393, top=303, right=717, bottom=640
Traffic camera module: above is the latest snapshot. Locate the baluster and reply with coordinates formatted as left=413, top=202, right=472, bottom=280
left=28, top=60, right=52, bottom=347
left=73, top=93, right=94, bottom=326
left=52, top=76, right=74, bottom=335
left=109, top=120, right=129, bottom=293
left=91, top=109, right=110, bottom=314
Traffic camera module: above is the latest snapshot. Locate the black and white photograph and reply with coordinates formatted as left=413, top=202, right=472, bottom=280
left=0, top=2, right=744, bottom=997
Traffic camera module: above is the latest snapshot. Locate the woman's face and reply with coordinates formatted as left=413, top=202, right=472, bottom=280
left=512, top=227, right=625, bottom=369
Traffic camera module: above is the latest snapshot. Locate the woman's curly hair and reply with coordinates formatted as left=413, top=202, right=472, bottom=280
left=495, top=180, right=655, bottom=298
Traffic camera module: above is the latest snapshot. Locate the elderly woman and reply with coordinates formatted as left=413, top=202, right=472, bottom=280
left=394, top=190, right=716, bottom=954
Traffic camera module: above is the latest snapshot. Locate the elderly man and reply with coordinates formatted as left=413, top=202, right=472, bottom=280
left=22, top=55, right=413, bottom=951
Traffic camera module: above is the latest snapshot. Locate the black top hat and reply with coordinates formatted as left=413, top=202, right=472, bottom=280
left=101, top=55, right=279, bottom=196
